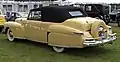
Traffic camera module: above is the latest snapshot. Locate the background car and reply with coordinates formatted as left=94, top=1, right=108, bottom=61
left=3, top=6, right=116, bottom=52
left=5, top=12, right=28, bottom=21
left=71, top=4, right=110, bottom=24
left=109, top=9, right=120, bottom=26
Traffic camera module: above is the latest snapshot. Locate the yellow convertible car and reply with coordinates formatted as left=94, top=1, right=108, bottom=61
left=3, top=6, right=116, bottom=52
left=0, top=9, right=6, bottom=32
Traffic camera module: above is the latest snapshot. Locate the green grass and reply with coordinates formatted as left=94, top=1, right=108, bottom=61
left=0, top=24, right=120, bottom=62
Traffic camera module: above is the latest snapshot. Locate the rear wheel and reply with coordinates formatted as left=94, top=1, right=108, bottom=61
left=7, top=29, right=14, bottom=41
left=52, top=46, right=64, bottom=52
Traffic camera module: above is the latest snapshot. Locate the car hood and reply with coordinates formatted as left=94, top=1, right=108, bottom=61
left=62, top=17, right=105, bottom=31
left=15, top=17, right=27, bottom=21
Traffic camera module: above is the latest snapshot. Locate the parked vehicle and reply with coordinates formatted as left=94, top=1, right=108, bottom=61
left=5, top=12, right=27, bottom=21
left=0, top=9, right=6, bottom=32
left=71, top=4, right=110, bottom=24
left=109, top=9, right=120, bottom=26
left=3, top=6, right=116, bottom=52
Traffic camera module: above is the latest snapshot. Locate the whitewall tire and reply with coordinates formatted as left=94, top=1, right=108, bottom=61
left=7, top=29, right=14, bottom=42
left=53, top=46, right=64, bottom=53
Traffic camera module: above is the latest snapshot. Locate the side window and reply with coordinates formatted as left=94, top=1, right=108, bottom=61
left=28, top=11, right=41, bottom=20
left=85, top=6, right=92, bottom=11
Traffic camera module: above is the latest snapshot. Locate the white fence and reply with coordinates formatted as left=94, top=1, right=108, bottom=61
left=0, top=1, right=67, bottom=15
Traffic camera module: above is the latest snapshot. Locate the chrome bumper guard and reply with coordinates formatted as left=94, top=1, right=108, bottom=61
left=83, top=33, right=117, bottom=46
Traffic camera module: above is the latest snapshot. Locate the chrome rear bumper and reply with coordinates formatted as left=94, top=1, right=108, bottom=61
left=83, top=33, right=117, bottom=46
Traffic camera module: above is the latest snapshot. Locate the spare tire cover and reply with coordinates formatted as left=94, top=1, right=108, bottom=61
left=91, top=20, right=107, bottom=39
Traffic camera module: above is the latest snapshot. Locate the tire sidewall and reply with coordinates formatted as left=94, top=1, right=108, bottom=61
left=7, top=29, right=14, bottom=41
left=53, top=46, right=64, bottom=53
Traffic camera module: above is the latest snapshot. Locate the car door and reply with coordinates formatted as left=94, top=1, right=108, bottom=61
left=24, top=10, right=47, bottom=43
left=40, top=22, right=55, bottom=43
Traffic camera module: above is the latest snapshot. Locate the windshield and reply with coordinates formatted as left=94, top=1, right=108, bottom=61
left=28, top=10, right=41, bottom=20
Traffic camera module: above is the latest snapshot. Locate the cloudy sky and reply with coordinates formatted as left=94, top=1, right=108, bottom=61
left=66, top=0, right=120, bottom=4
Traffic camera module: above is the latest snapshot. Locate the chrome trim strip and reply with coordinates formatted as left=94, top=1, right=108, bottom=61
left=15, top=37, right=47, bottom=43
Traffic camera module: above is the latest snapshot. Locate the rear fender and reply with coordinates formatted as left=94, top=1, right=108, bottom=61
left=48, top=25, right=82, bottom=34
left=47, top=25, right=84, bottom=48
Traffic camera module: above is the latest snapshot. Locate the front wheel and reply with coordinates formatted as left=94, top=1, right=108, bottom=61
left=104, top=15, right=110, bottom=25
left=7, top=29, right=15, bottom=41
left=117, top=15, right=120, bottom=27
left=117, top=19, right=120, bottom=27
left=52, top=46, right=64, bottom=52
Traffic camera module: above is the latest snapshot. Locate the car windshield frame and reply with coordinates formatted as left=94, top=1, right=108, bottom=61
left=27, top=10, right=41, bottom=20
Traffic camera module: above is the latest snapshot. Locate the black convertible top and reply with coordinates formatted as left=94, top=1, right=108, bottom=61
left=30, top=6, right=87, bottom=22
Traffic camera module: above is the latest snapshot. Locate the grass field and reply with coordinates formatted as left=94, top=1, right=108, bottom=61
left=0, top=24, right=120, bottom=62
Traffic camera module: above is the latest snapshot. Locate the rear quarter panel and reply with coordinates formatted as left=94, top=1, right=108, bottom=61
left=48, top=24, right=84, bottom=48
